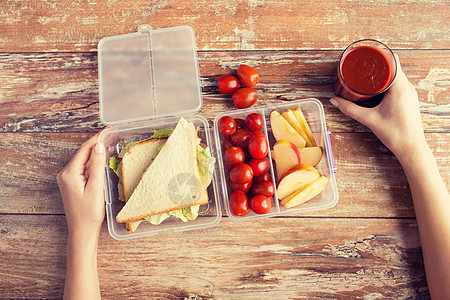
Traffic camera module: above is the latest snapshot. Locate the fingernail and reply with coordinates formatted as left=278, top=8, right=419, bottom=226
left=330, top=98, right=339, bottom=108
left=94, top=142, right=105, bottom=154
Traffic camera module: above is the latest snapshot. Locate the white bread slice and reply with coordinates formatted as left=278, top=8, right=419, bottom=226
left=116, top=118, right=206, bottom=223
left=122, top=138, right=167, bottom=201
left=121, top=138, right=167, bottom=232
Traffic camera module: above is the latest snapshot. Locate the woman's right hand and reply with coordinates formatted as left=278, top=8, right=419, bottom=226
left=329, top=54, right=427, bottom=160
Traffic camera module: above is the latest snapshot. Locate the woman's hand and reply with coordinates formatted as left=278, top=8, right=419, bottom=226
left=330, top=54, right=426, bottom=160
left=57, top=132, right=106, bottom=239
left=57, top=132, right=106, bottom=300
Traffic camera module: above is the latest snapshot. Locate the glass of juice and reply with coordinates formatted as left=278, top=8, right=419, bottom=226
left=333, top=39, right=397, bottom=102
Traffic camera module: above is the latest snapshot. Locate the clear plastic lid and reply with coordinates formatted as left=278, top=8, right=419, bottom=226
left=98, top=25, right=202, bottom=125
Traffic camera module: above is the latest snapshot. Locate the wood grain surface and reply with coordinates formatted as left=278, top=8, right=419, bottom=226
left=1, top=51, right=449, bottom=132
left=0, top=215, right=428, bottom=299
left=1, top=0, right=449, bottom=299
left=0, top=0, right=449, bottom=52
left=0, top=132, right=448, bottom=218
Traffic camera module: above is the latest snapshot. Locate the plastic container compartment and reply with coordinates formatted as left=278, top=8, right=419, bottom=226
left=98, top=25, right=222, bottom=240
left=214, top=99, right=338, bottom=221
left=101, top=116, right=222, bottom=240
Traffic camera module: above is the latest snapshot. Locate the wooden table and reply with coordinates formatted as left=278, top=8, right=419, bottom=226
left=1, top=1, right=449, bottom=299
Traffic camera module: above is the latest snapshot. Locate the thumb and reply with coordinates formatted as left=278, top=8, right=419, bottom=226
left=86, top=142, right=106, bottom=191
left=330, top=96, right=375, bottom=127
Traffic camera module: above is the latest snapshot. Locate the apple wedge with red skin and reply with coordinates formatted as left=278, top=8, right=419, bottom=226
left=271, top=146, right=323, bottom=167
left=277, top=164, right=320, bottom=200
left=282, top=175, right=329, bottom=208
left=273, top=140, right=301, bottom=180
left=270, top=110, right=306, bottom=148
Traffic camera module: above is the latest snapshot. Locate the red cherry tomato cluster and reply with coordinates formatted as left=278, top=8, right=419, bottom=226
left=218, top=113, right=274, bottom=216
left=217, top=65, right=260, bottom=109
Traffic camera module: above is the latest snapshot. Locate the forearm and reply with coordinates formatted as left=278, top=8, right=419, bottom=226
left=64, top=232, right=101, bottom=300
left=398, top=145, right=450, bottom=299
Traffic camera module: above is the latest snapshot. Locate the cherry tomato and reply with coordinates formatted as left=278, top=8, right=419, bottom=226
left=250, top=195, right=272, bottom=214
left=248, top=131, right=269, bottom=159
left=218, top=75, right=240, bottom=94
left=245, top=113, right=264, bottom=131
left=223, top=146, right=245, bottom=170
left=227, top=178, right=253, bottom=193
left=235, top=118, right=249, bottom=130
left=248, top=157, right=270, bottom=176
left=237, top=65, right=259, bottom=88
left=232, top=88, right=257, bottom=109
left=222, top=137, right=233, bottom=150
left=230, top=190, right=249, bottom=216
left=218, top=116, right=236, bottom=136
left=253, top=172, right=272, bottom=184
left=230, top=163, right=254, bottom=184
left=230, top=128, right=252, bottom=149
left=252, top=180, right=275, bottom=197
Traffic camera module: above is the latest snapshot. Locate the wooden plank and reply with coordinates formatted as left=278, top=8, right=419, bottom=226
left=0, top=52, right=101, bottom=132
left=0, top=0, right=449, bottom=52
left=0, top=215, right=67, bottom=300
left=1, top=132, right=448, bottom=217
left=0, top=215, right=428, bottom=299
left=0, top=132, right=91, bottom=214
left=326, top=131, right=450, bottom=218
left=0, top=50, right=449, bottom=133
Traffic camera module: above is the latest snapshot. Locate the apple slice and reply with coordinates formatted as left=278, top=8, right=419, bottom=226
left=277, top=164, right=320, bottom=200
left=273, top=140, right=301, bottom=180
left=292, top=107, right=317, bottom=146
left=281, top=109, right=312, bottom=146
left=283, top=175, right=329, bottom=208
left=300, top=146, right=323, bottom=166
left=270, top=110, right=306, bottom=148
left=271, top=146, right=323, bottom=167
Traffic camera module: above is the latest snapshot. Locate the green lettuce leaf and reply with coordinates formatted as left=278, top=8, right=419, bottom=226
left=169, top=205, right=200, bottom=222
left=144, top=213, right=171, bottom=225
left=150, top=128, right=173, bottom=139
left=108, top=157, right=121, bottom=175
left=143, top=206, right=200, bottom=225
left=197, top=144, right=216, bottom=188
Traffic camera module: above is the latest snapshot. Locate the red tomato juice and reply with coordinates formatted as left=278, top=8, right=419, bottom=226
left=341, top=46, right=391, bottom=95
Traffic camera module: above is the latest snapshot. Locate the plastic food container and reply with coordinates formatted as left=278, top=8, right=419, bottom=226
left=98, top=25, right=338, bottom=240
left=214, top=99, right=338, bottom=221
